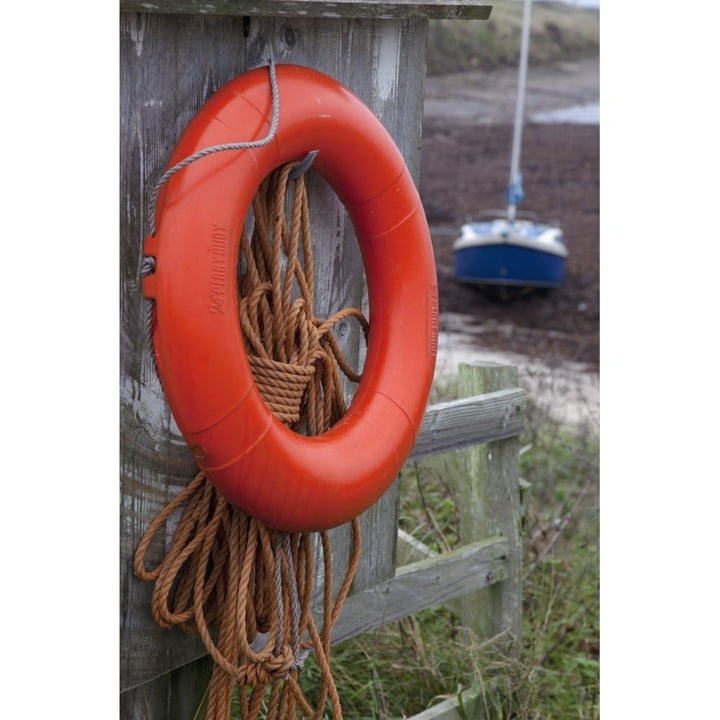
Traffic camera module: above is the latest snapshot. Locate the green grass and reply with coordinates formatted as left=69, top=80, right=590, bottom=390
left=298, top=388, right=599, bottom=719
left=426, top=1, right=600, bottom=75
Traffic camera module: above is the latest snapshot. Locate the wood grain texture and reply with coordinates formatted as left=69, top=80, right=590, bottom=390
left=120, top=14, right=252, bottom=696
left=119, top=656, right=214, bottom=720
left=119, top=0, right=493, bottom=20
left=405, top=688, right=486, bottom=720
left=410, top=387, right=527, bottom=460
left=328, top=535, right=509, bottom=644
left=457, top=363, right=523, bottom=652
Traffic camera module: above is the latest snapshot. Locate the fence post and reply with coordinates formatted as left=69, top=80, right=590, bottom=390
left=457, top=362, right=523, bottom=653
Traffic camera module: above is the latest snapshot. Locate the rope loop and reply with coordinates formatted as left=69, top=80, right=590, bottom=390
left=146, top=58, right=280, bottom=236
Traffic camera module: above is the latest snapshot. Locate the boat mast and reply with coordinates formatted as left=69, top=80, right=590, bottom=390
left=507, top=0, right=533, bottom=223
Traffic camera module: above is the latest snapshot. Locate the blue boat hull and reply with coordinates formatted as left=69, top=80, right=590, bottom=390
left=454, top=243, right=566, bottom=287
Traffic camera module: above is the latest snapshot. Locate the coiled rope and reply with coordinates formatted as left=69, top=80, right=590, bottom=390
left=135, top=155, right=368, bottom=719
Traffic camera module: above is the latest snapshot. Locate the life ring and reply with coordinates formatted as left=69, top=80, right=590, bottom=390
left=143, top=64, right=438, bottom=532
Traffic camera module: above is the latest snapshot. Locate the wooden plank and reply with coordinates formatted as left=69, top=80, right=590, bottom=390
left=120, top=13, right=252, bottom=696
left=407, top=688, right=485, bottom=720
left=177, top=536, right=506, bottom=673
left=395, top=528, right=464, bottom=622
left=396, top=527, right=435, bottom=565
left=119, top=0, right=493, bottom=20
left=456, top=363, right=523, bottom=652
left=120, top=656, right=214, bottom=720
left=409, top=387, right=527, bottom=460
left=328, top=535, right=509, bottom=644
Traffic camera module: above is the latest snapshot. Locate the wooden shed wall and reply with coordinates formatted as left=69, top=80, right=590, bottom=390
left=120, top=9, right=430, bottom=695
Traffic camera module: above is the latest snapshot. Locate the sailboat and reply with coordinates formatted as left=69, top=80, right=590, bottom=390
left=453, top=0, right=567, bottom=293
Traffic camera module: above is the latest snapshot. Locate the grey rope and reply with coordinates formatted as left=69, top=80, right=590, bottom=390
left=146, top=58, right=280, bottom=237
left=141, top=59, right=280, bottom=363
left=140, top=256, right=157, bottom=350
left=272, top=531, right=311, bottom=676
left=272, top=532, right=286, bottom=658
left=280, top=533, right=309, bottom=672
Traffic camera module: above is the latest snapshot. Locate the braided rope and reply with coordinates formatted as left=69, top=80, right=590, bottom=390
left=135, top=158, right=366, bottom=720
left=146, top=60, right=281, bottom=236
left=141, top=60, right=280, bottom=354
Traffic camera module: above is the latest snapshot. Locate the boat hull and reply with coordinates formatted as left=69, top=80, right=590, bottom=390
left=453, top=220, right=567, bottom=288
left=454, top=243, right=566, bottom=287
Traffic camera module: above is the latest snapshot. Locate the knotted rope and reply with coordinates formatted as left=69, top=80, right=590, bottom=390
left=135, top=159, right=368, bottom=719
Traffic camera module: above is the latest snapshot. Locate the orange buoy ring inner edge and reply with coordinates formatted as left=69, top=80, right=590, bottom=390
left=143, top=64, right=438, bottom=532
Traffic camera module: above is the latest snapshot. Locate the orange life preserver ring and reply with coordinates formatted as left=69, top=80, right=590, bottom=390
left=143, top=64, right=438, bottom=532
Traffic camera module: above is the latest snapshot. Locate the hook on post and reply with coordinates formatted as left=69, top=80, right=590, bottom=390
left=289, top=150, right=319, bottom=180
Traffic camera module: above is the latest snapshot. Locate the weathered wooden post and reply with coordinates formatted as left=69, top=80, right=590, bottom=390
left=457, top=362, right=523, bottom=651
left=120, top=2, right=491, bottom=718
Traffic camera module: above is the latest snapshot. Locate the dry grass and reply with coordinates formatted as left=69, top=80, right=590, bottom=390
left=426, top=1, right=600, bottom=75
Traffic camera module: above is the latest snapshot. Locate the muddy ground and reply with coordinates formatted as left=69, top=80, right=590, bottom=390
left=419, top=59, right=599, bottom=371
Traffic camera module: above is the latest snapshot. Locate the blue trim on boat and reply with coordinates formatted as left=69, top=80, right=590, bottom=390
left=455, top=243, right=566, bottom=286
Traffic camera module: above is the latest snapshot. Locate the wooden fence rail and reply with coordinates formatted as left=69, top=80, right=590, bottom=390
left=119, top=0, right=492, bottom=20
